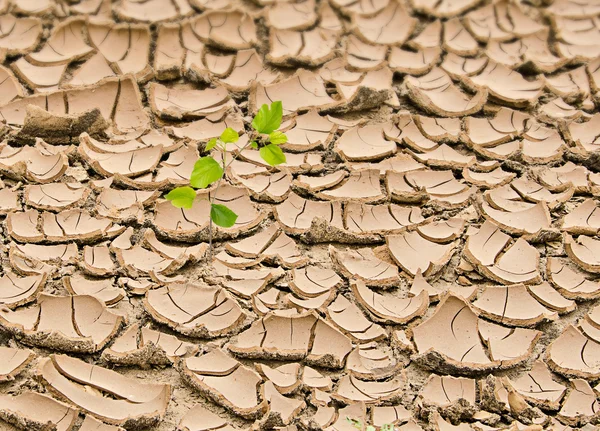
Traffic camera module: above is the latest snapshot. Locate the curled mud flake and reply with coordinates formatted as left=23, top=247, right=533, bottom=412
left=387, top=169, right=475, bottom=208
left=527, top=282, right=576, bottom=315
left=411, top=0, right=481, bottom=17
left=181, top=349, right=267, bottom=419
left=336, top=66, right=398, bottom=111
left=462, top=61, right=544, bottom=107
left=412, top=144, right=476, bottom=169
left=480, top=201, right=551, bottom=236
left=564, top=233, right=600, bottom=273
left=336, top=123, right=398, bottom=162
left=62, top=52, right=116, bottom=88
left=546, top=66, right=590, bottom=102
left=0, top=14, right=42, bottom=55
left=547, top=257, right=600, bottom=300
left=232, top=170, right=292, bottom=204
left=463, top=107, right=529, bottom=147
left=281, top=110, right=338, bottom=152
left=546, top=325, right=600, bottom=379
left=418, top=374, right=476, bottom=407
left=178, top=404, right=232, bottom=431
left=25, top=183, right=88, bottom=211
left=188, top=10, right=257, bottom=50
left=414, top=115, right=461, bottom=143
left=27, top=17, right=91, bottom=65
left=149, top=83, right=234, bottom=120
left=0, top=65, right=23, bottom=105
left=345, top=341, right=402, bottom=380
left=0, top=293, right=122, bottom=352
left=557, top=379, right=600, bottom=426
left=443, top=18, right=478, bottom=56
left=352, top=279, right=429, bottom=325
left=81, top=245, right=116, bottom=277
left=96, top=188, right=159, bottom=223
left=39, top=354, right=170, bottom=428
left=472, top=284, right=558, bottom=327
left=251, top=69, right=339, bottom=115
left=275, top=192, right=344, bottom=236
left=0, top=346, right=34, bottom=382
left=440, top=53, right=488, bottom=80
left=352, top=1, right=415, bottom=45
left=464, top=4, right=512, bottom=42
left=520, top=124, right=566, bottom=164
left=144, top=282, right=246, bottom=338
left=259, top=380, right=306, bottom=427
left=0, top=143, right=68, bottom=183
left=331, top=0, right=388, bottom=15
left=464, top=221, right=541, bottom=285
left=220, top=49, right=279, bottom=91
left=330, top=245, right=400, bottom=287
left=326, top=294, right=387, bottom=343
left=142, top=229, right=206, bottom=261
left=333, top=373, right=406, bottom=404
left=266, top=0, right=317, bottom=31
left=412, top=294, right=538, bottom=374
left=64, top=275, right=125, bottom=306
left=154, top=23, right=184, bottom=81
left=345, top=202, right=426, bottom=239
left=102, top=324, right=198, bottom=366
left=316, top=169, right=385, bottom=203
left=389, top=46, right=441, bottom=76
left=12, top=57, right=66, bottom=93
left=0, top=270, right=48, bottom=309
left=79, top=415, right=125, bottom=431
left=268, top=26, right=339, bottom=68
left=289, top=265, right=342, bottom=299
left=486, top=39, right=526, bottom=68
left=230, top=312, right=318, bottom=360
left=405, top=68, right=487, bottom=117
left=0, top=391, right=78, bottom=431
left=562, top=199, right=600, bottom=235
left=540, top=98, right=587, bottom=122
left=566, top=114, right=600, bottom=154
left=411, top=295, right=489, bottom=370
left=387, top=230, right=457, bottom=277
left=409, top=20, right=441, bottom=49
left=393, top=113, right=439, bottom=152
left=256, top=363, right=301, bottom=395
left=114, top=0, right=192, bottom=21
left=506, top=360, right=567, bottom=410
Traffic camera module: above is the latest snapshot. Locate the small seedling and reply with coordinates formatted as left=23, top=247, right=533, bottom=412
left=165, top=101, right=288, bottom=256
left=347, top=417, right=395, bottom=431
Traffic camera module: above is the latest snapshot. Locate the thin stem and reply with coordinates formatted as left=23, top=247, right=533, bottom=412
left=206, top=138, right=253, bottom=261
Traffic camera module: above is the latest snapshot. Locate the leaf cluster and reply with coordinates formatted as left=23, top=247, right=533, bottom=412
left=166, top=101, right=288, bottom=228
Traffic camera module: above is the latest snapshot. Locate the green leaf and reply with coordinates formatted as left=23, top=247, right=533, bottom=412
left=220, top=127, right=239, bottom=144
left=165, top=186, right=196, bottom=209
left=250, top=141, right=258, bottom=149
left=366, top=426, right=376, bottom=431
left=210, top=204, right=238, bottom=228
left=269, top=130, right=288, bottom=145
left=346, top=418, right=362, bottom=430
left=252, top=101, right=283, bottom=134
left=260, top=143, right=286, bottom=166
left=205, top=138, right=218, bottom=151
left=190, top=156, right=223, bottom=189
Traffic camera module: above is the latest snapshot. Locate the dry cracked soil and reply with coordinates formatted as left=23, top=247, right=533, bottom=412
left=0, top=0, right=599, bottom=430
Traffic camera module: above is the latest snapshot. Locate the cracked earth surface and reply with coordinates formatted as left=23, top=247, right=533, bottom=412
left=0, top=0, right=600, bottom=430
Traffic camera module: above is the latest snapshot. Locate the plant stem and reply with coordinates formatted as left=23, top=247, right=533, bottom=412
left=206, top=139, right=252, bottom=262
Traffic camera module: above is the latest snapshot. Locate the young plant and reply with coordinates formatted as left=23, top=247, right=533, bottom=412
left=347, top=417, right=395, bottom=431
left=165, top=101, right=288, bottom=256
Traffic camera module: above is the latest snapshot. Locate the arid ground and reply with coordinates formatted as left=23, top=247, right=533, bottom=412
left=0, top=0, right=599, bottom=430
